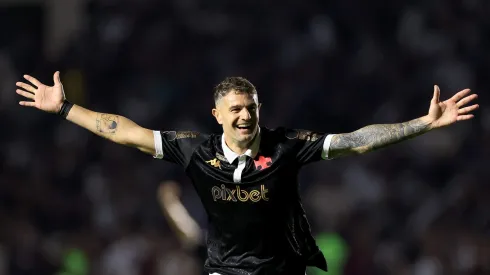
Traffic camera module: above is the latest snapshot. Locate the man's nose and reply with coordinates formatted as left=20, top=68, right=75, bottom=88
left=239, top=108, right=251, bottom=120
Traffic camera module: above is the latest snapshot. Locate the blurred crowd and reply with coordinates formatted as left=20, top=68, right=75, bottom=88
left=1, top=0, right=489, bottom=274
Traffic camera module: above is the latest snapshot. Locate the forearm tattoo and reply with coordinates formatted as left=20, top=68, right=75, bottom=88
left=329, top=118, right=431, bottom=158
left=96, top=113, right=119, bottom=134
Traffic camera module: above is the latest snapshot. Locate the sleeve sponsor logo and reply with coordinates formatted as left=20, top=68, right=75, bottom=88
left=298, top=131, right=320, bottom=142
left=175, top=131, right=199, bottom=139
left=285, top=129, right=320, bottom=141
left=162, top=131, right=199, bottom=141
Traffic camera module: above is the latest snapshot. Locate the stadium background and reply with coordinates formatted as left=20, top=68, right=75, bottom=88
left=0, top=0, right=489, bottom=274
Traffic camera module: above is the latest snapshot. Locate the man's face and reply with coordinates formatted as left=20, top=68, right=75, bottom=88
left=212, top=90, right=260, bottom=146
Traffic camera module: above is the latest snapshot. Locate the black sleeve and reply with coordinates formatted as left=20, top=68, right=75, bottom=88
left=284, top=129, right=334, bottom=165
left=153, top=130, right=207, bottom=167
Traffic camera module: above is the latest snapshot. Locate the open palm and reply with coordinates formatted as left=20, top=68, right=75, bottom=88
left=16, top=71, right=65, bottom=114
left=428, top=85, right=479, bottom=129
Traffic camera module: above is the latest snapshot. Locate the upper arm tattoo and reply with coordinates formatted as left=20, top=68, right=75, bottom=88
left=329, top=118, right=431, bottom=158
left=96, top=113, right=119, bottom=134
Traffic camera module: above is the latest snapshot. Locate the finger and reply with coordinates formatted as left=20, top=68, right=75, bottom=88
left=16, top=82, right=36, bottom=93
left=23, top=75, right=41, bottom=87
left=19, top=101, right=36, bottom=107
left=457, top=114, right=474, bottom=121
left=450, top=89, right=471, bottom=102
left=16, top=89, right=35, bottom=100
left=458, top=104, right=479, bottom=114
left=432, top=85, right=440, bottom=103
left=456, top=94, right=478, bottom=107
left=53, top=71, right=61, bottom=86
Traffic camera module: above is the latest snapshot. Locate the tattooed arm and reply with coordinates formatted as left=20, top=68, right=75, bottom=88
left=328, top=85, right=479, bottom=159
left=66, top=105, right=155, bottom=154
left=16, top=72, right=155, bottom=155
left=328, top=116, right=433, bottom=159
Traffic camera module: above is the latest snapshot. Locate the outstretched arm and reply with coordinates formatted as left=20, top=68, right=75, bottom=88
left=64, top=105, right=154, bottom=154
left=328, top=85, right=479, bottom=159
left=16, top=72, right=155, bottom=155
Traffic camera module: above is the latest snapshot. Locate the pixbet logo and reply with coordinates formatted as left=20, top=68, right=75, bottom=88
left=211, top=184, right=269, bottom=203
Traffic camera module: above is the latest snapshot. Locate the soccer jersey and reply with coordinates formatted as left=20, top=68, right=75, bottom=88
left=153, top=127, right=333, bottom=275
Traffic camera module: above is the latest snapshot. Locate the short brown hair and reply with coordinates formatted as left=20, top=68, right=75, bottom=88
left=213, top=77, right=257, bottom=104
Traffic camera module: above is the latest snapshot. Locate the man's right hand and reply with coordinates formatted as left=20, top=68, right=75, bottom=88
left=16, top=71, right=65, bottom=114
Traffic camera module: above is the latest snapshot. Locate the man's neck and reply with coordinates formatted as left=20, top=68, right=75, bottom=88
left=224, top=136, right=252, bottom=155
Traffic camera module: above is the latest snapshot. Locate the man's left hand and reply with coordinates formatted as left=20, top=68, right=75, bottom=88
left=425, top=85, right=479, bottom=129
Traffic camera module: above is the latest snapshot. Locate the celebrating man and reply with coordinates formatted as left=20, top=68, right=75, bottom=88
left=16, top=72, right=478, bottom=275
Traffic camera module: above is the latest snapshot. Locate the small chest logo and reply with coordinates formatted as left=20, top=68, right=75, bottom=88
left=206, top=158, right=221, bottom=169
left=254, top=156, right=272, bottom=171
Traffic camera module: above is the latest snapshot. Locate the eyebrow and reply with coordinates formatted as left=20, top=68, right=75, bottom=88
left=229, top=103, right=257, bottom=110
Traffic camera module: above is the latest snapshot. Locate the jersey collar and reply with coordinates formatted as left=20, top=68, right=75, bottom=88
left=221, top=127, right=261, bottom=164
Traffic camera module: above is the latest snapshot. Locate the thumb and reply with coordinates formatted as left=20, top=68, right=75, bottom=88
left=53, top=71, right=61, bottom=86
left=432, top=85, right=440, bottom=104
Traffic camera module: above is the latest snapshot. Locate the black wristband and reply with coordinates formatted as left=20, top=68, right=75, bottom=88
left=58, top=100, right=74, bottom=119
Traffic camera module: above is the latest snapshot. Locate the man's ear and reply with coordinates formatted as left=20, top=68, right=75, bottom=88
left=212, top=108, right=223, bottom=125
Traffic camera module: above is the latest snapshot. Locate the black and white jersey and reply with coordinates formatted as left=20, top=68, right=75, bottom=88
left=153, top=127, right=333, bottom=275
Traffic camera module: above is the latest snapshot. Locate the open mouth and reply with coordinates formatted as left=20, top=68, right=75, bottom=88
left=236, top=125, right=253, bottom=131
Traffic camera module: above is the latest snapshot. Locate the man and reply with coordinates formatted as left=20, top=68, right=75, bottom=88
left=16, top=72, right=479, bottom=275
